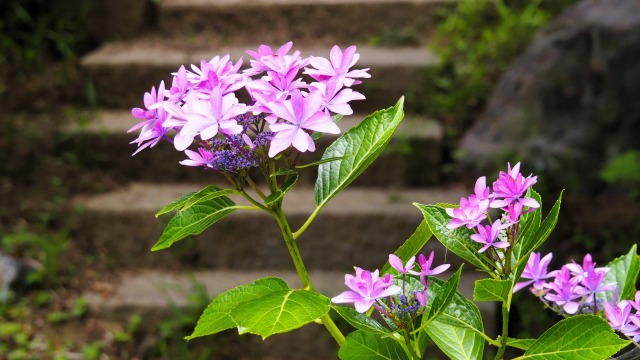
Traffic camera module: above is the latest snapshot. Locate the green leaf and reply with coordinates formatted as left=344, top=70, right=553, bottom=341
left=232, top=289, right=330, bottom=339
left=473, top=278, right=512, bottom=302
left=426, top=266, right=462, bottom=322
left=338, top=330, right=409, bottom=360
left=151, top=196, right=239, bottom=251
left=422, top=278, right=484, bottom=360
left=381, top=220, right=432, bottom=275
left=265, top=175, right=298, bottom=205
left=332, top=306, right=389, bottom=336
left=603, top=244, right=640, bottom=302
left=186, top=277, right=289, bottom=340
left=271, top=168, right=299, bottom=177
left=155, top=185, right=236, bottom=217
left=512, top=190, right=542, bottom=258
left=507, top=338, right=536, bottom=351
left=414, top=204, right=492, bottom=272
left=513, top=191, right=563, bottom=272
left=315, top=97, right=404, bottom=209
left=515, top=315, right=629, bottom=359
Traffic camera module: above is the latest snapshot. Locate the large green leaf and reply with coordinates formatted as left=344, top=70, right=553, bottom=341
left=186, top=277, right=289, bottom=340
left=315, top=97, right=404, bottom=209
left=332, top=306, right=389, bottom=336
left=381, top=220, right=432, bottom=275
left=155, top=185, right=236, bottom=217
left=421, top=278, right=485, bottom=360
left=232, top=289, right=330, bottom=339
left=515, top=315, right=629, bottom=359
left=338, top=330, right=409, bottom=360
left=414, top=204, right=492, bottom=272
left=603, top=244, right=640, bottom=302
left=474, top=278, right=512, bottom=302
left=151, top=196, right=240, bottom=251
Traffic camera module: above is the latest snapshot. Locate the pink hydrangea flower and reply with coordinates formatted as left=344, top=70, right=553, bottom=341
left=388, top=254, right=415, bottom=274
left=266, top=90, right=339, bottom=157
left=332, top=268, right=400, bottom=313
left=471, top=220, right=511, bottom=253
left=304, top=45, right=370, bottom=86
left=490, top=162, right=540, bottom=209
left=408, top=251, right=450, bottom=286
left=514, top=252, right=557, bottom=293
left=446, top=196, right=489, bottom=230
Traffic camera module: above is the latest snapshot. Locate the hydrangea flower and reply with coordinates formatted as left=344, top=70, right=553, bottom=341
left=514, top=252, right=556, bottom=294
left=446, top=196, right=489, bottom=230
left=408, top=251, right=450, bottom=286
left=471, top=220, right=512, bottom=253
left=544, top=266, right=584, bottom=315
left=388, top=254, right=415, bottom=274
left=129, top=42, right=368, bottom=169
left=331, top=268, right=400, bottom=313
left=490, top=162, right=540, bottom=210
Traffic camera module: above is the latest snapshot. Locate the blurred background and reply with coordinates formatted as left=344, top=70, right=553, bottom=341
left=1, top=0, right=638, bottom=358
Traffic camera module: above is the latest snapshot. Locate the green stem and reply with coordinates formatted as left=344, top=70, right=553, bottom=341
left=402, top=330, right=421, bottom=360
left=494, top=303, right=510, bottom=360
left=271, top=204, right=346, bottom=346
left=293, top=206, right=322, bottom=240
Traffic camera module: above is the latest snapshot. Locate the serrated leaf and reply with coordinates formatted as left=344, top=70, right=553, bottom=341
left=332, top=306, right=389, bottom=335
left=155, top=185, right=236, bottom=217
left=474, top=278, right=512, bottom=302
left=232, top=290, right=330, bottom=339
left=315, top=97, right=404, bottom=209
left=603, top=244, right=640, bottom=302
left=186, top=277, right=289, bottom=340
left=415, top=204, right=492, bottom=272
left=152, top=196, right=239, bottom=251
left=338, top=330, right=409, bottom=360
left=421, top=278, right=484, bottom=360
left=515, top=315, right=629, bottom=359
left=381, top=220, right=432, bottom=275
left=507, top=337, right=536, bottom=351
left=265, top=175, right=298, bottom=205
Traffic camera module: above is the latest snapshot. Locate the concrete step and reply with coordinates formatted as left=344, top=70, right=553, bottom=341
left=59, top=110, right=444, bottom=187
left=72, top=183, right=466, bottom=271
left=85, top=268, right=496, bottom=359
left=157, top=0, right=453, bottom=45
left=81, top=38, right=438, bottom=112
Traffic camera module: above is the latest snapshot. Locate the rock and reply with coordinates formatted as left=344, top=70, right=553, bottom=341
left=458, top=0, right=640, bottom=195
left=0, top=251, right=32, bottom=301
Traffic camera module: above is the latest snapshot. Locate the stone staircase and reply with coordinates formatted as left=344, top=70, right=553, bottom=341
left=70, top=0, right=496, bottom=358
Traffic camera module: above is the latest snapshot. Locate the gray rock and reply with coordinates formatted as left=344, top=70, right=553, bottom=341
left=458, top=0, right=640, bottom=195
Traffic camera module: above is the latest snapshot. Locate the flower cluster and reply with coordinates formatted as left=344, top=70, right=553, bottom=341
left=605, top=291, right=640, bottom=342
left=516, top=252, right=616, bottom=315
left=446, top=162, right=539, bottom=258
left=332, top=252, right=449, bottom=329
left=129, top=42, right=368, bottom=173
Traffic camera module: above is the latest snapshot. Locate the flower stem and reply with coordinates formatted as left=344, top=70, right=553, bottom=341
left=271, top=204, right=345, bottom=346
left=402, top=330, right=421, bottom=360
left=494, top=303, right=510, bottom=360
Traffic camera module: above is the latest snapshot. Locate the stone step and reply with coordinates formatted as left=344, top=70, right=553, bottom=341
left=157, top=0, right=453, bottom=45
left=59, top=110, right=444, bottom=187
left=81, top=38, right=438, bottom=112
left=85, top=268, right=496, bottom=359
left=72, top=183, right=467, bottom=271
